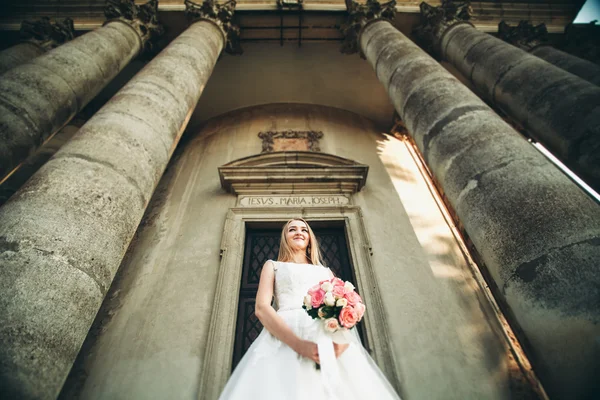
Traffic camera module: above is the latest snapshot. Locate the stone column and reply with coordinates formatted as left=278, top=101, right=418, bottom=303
left=0, top=0, right=163, bottom=183
left=343, top=1, right=600, bottom=398
left=0, top=17, right=75, bottom=75
left=498, top=21, right=600, bottom=86
left=414, top=1, right=600, bottom=193
left=0, top=119, right=84, bottom=207
left=0, top=0, right=240, bottom=398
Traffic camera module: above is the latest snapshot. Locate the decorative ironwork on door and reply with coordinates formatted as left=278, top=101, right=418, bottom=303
left=232, top=226, right=355, bottom=369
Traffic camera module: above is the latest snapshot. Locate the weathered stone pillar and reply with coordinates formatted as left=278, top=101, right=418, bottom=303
left=0, top=0, right=240, bottom=398
left=414, top=1, right=600, bottom=193
left=498, top=21, right=600, bottom=86
left=343, top=1, right=600, bottom=398
left=0, top=0, right=162, bottom=182
left=0, top=119, right=84, bottom=207
left=0, top=17, right=75, bottom=75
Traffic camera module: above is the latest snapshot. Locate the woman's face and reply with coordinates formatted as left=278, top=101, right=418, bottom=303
left=286, top=220, right=310, bottom=252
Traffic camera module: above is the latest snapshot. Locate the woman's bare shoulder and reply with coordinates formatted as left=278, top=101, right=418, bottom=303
left=264, top=259, right=278, bottom=271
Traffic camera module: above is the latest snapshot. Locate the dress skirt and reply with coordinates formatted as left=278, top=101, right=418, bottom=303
left=218, top=308, right=401, bottom=400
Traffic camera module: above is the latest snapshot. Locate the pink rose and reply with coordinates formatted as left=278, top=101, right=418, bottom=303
left=332, top=285, right=345, bottom=298
left=354, top=302, right=366, bottom=321
left=324, top=317, right=340, bottom=333
left=339, top=306, right=359, bottom=328
left=308, top=283, right=321, bottom=294
left=309, top=289, right=325, bottom=308
left=343, top=290, right=362, bottom=307
left=307, top=284, right=321, bottom=296
left=331, top=277, right=345, bottom=287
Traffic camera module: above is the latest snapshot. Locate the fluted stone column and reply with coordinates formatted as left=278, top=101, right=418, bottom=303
left=0, top=0, right=240, bottom=397
left=498, top=21, right=600, bottom=86
left=414, top=1, right=600, bottom=193
left=344, top=2, right=600, bottom=398
left=0, top=17, right=75, bottom=75
left=0, top=0, right=162, bottom=182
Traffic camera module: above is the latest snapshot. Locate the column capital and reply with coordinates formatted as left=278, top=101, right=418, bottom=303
left=413, top=0, right=472, bottom=56
left=105, top=0, right=164, bottom=52
left=498, top=21, right=548, bottom=51
left=19, top=17, right=75, bottom=51
left=184, top=0, right=243, bottom=55
left=340, top=0, right=396, bottom=55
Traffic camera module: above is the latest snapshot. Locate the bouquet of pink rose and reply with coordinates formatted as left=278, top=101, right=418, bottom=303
left=302, top=277, right=366, bottom=333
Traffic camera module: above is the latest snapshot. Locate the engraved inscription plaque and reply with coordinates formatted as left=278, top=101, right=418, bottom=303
left=238, top=195, right=350, bottom=207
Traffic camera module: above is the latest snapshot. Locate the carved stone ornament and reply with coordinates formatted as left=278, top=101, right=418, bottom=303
left=413, top=0, right=473, bottom=57
left=19, top=17, right=75, bottom=50
left=498, top=21, right=548, bottom=51
left=184, top=0, right=243, bottom=55
left=105, top=0, right=164, bottom=51
left=258, top=130, right=324, bottom=153
left=277, top=0, right=303, bottom=9
left=340, top=0, right=397, bottom=55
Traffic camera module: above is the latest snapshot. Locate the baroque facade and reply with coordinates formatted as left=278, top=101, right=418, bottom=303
left=0, top=0, right=599, bottom=399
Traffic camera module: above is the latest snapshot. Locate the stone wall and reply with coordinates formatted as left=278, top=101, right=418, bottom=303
left=61, top=103, right=535, bottom=399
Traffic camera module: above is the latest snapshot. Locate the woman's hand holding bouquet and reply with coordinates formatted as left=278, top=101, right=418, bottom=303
left=302, top=277, right=365, bottom=368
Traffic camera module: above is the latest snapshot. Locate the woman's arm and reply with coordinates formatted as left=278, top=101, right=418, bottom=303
left=254, top=260, right=320, bottom=364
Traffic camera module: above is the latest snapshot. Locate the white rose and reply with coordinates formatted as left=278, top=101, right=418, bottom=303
left=324, top=318, right=339, bottom=333
left=324, top=292, right=336, bottom=307
left=336, top=298, right=348, bottom=307
left=344, top=281, right=355, bottom=292
left=321, top=281, right=334, bottom=292
left=303, top=295, right=313, bottom=309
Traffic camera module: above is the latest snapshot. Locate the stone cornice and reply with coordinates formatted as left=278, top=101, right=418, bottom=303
left=498, top=20, right=548, bottom=51
left=104, top=0, right=164, bottom=51
left=413, top=0, right=472, bottom=57
left=218, top=151, right=369, bottom=194
left=340, top=0, right=397, bottom=55
left=184, top=0, right=242, bottom=55
left=19, top=17, right=75, bottom=50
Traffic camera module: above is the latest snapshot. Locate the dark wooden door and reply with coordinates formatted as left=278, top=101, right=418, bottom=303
left=232, top=225, right=356, bottom=369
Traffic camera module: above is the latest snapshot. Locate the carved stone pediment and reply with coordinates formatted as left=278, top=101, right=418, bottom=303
left=218, top=151, right=369, bottom=194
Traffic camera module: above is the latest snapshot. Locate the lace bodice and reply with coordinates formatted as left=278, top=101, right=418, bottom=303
left=273, top=261, right=332, bottom=312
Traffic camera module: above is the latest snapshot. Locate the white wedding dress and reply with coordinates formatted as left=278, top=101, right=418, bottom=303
left=219, top=261, right=401, bottom=400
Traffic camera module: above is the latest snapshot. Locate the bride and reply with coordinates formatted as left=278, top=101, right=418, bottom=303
left=219, top=218, right=400, bottom=399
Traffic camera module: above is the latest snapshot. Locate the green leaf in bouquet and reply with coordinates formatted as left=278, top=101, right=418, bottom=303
left=319, top=306, right=335, bottom=319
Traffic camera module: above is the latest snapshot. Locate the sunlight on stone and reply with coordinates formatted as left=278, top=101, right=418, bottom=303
left=377, top=134, right=464, bottom=280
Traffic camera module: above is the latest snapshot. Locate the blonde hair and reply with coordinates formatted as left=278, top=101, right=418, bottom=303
left=277, top=218, right=324, bottom=266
